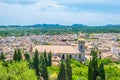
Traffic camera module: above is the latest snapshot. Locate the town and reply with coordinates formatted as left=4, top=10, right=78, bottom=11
left=0, top=33, right=120, bottom=62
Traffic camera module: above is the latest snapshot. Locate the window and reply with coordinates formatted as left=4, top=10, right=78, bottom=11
left=79, top=54, right=81, bottom=59
left=81, top=45, right=82, bottom=50
left=70, top=55, right=72, bottom=58
left=62, top=54, right=65, bottom=59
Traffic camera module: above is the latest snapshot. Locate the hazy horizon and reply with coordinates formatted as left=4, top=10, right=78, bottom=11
left=0, top=23, right=120, bottom=26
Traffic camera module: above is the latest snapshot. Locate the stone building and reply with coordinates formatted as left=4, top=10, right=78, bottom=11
left=33, top=39, right=86, bottom=65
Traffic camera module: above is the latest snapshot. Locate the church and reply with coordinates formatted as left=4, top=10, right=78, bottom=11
left=33, top=39, right=86, bottom=65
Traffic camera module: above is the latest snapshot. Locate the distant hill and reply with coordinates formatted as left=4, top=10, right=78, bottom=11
left=33, top=24, right=61, bottom=27
left=0, top=23, right=120, bottom=36
left=72, top=24, right=88, bottom=27
left=0, top=24, right=120, bottom=28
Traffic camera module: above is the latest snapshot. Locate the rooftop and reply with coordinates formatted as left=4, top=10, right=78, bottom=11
left=33, top=45, right=80, bottom=54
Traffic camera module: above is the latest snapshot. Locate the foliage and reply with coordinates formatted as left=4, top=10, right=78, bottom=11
left=47, top=66, right=59, bottom=76
left=0, top=62, right=8, bottom=80
left=98, top=62, right=105, bottom=80
left=48, top=52, right=52, bottom=66
left=17, top=49, right=22, bottom=61
left=57, top=60, right=67, bottom=80
left=43, top=51, right=48, bottom=66
left=0, top=52, right=5, bottom=61
left=0, top=61, right=37, bottom=80
left=33, top=49, right=40, bottom=77
left=0, top=48, right=120, bottom=80
left=88, top=49, right=98, bottom=80
left=24, top=53, right=30, bottom=60
left=65, top=55, right=72, bottom=80
left=13, top=49, right=18, bottom=61
left=49, top=73, right=58, bottom=80
left=39, top=55, right=48, bottom=80
left=105, top=66, right=120, bottom=80
left=101, top=58, right=112, bottom=65
left=13, top=49, right=22, bottom=61
left=1, top=25, right=120, bottom=37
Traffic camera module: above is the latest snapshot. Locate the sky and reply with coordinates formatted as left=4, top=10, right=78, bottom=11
left=0, top=0, right=120, bottom=26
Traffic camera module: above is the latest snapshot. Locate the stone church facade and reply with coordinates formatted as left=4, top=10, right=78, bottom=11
left=33, top=39, right=86, bottom=65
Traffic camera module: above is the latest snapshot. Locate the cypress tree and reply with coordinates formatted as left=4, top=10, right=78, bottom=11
left=98, top=62, right=105, bottom=80
left=0, top=52, right=5, bottom=61
left=88, top=49, right=98, bottom=80
left=33, top=49, right=40, bottom=77
left=24, top=53, right=30, bottom=60
left=43, top=50, right=48, bottom=65
left=92, top=50, right=98, bottom=80
left=48, top=51, right=52, bottom=66
left=17, top=49, right=22, bottom=61
left=13, top=49, right=18, bottom=61
left=57, top=60, right=67, bottom=80
left=88, top=59, right=94, bottom=80
left=39, top=55, right=48, bottom=80
left=13, top=49, right=22, bottom=61
left=65, top=55, right=72, bottom=80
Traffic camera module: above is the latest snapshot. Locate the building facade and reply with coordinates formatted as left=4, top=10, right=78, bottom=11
left=33, top=39, right=86, bottom=61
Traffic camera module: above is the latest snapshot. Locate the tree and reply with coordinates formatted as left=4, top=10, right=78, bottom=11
left=98, top=62, right=105, bottom=80
left=0, top=52, right=5, bottom=61
left=0, top=61, right=37, bottom=80
left=13, top=49, right=18, bottom=61
left=48, top=51, right=52, bottom=66
left=65, top=55, right=72, bottom=80
left=88, top=49, right=98, bottom=80
left=39, top=55, right=48, bottom=80
left=17, top=49, right=22, bottom=61
left=24, top=53, right=30, bottom=60
left=57, top=60, right=67, bottom=80
left=88, top=59, right=94, bottom=80
left=0, top=61, right=8, bottom=80
left=43, top=50, right=48, bottom=65
left=33, top=49, right=40, bottom=77
left=8, top=61, right=37, bottom=80
left=13, top=49, right=22, bottom=61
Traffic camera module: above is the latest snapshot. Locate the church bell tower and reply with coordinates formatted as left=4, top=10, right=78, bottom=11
left=78, top=38, right=86, bottom=61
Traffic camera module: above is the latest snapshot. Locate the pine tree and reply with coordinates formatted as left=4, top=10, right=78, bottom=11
left=65, top=55, right=72, bottom=80
left=0, top=52, right=5, bottom=61
left=33, top=49, right=40, bottom=77
left=98, top=62, right=105, bottom=80
left=39, top=55, right=48, bottom=80
left=57, top=60, right=67, bottom=80
left=48, top=51, right=52, bottom=66
left=24, top=53, right=30, bottom=60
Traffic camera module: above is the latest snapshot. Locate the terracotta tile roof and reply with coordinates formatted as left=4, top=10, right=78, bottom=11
left=33, top=45, right=80, bottom=54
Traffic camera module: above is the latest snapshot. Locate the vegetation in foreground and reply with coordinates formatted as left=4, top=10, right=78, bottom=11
left=0, top=49, right=120, bottom=80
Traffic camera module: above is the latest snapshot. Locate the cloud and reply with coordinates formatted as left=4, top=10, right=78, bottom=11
left=0, top=0, right=36, bottom=5
left=58, top=0, right=120, bottom=13
left=0, top=0, right=66, bottom=11
left=0, top=0, right=120, bottom=25
left=58, top=0, right=120, bottom=5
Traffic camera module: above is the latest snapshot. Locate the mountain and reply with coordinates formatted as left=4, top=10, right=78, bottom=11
left=33, top=24, right=61, bottom=27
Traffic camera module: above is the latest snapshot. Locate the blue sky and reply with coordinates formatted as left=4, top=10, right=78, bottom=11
left=0, top=0, right=120, bottom=25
